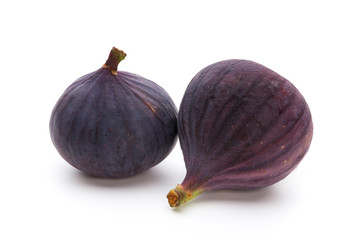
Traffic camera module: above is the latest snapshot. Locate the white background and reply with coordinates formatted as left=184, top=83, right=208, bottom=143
left=1, top=0, right=359, bottom=239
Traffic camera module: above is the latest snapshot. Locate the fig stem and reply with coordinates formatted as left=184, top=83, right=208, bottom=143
left=166, top=184, right=204, bottom=207
left=103, top=47, right=127, bottom=75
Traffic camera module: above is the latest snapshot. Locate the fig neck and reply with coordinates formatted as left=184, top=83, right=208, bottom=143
left=102, top=47, right=127, bottom=75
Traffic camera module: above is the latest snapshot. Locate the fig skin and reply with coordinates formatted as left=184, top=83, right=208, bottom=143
left=167, top=59, right=313, bottom=207
left=50, top=47, right=177, bottom=178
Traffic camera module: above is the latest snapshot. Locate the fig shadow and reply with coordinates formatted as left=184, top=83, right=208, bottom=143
left=198, top=187, right=279, bottom=203
left=68, top=167, right=168, bottom=189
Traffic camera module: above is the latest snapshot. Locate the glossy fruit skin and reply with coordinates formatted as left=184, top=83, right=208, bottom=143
left=177, top=59, right=312, bottom=193
left=50, top=66, right=177, bottom=178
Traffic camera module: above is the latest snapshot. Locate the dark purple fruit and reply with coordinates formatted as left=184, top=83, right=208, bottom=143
left=167, top=59, right=313, bottom=207
left=50, top=47, right=177, bottom=178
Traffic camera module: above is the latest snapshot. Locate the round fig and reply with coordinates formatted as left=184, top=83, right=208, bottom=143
left=50, top=47, right=177, bottom=178
left=167, top=59, right=313, bottom=207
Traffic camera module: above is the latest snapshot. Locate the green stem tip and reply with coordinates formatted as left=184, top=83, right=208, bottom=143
left=103, top=47, right=127, bottom=75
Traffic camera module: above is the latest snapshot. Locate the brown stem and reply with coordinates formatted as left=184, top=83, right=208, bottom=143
left=103, top=47, right=127, bottom=75
left=166, top=184, right=204, bottom=207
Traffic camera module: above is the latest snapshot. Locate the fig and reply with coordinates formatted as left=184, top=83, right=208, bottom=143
left=167, top=59, right=313, bottom=207
left=50, top=47, right=177, bottom=178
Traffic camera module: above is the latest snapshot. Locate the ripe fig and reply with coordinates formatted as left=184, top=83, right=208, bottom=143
left=50, top=47, right=177, bottom=178
left=167, top=59, right=313, bottom=207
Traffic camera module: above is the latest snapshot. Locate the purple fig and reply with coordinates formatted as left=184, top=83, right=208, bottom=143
left=50, top=47, right=177, bottom=178
left=167, top=59, right=313, bottom=207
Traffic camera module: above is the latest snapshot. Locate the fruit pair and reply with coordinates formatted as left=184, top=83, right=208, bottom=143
left=50, top=47, right=313, bottom=207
